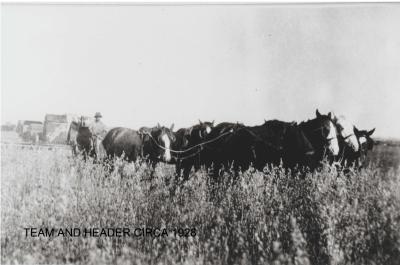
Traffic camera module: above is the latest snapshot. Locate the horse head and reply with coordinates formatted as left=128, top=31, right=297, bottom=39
left=314, top=109, right=340, bottom=156
left=331, top=113, right=360, bottom=153
left=354, top=126, right=375, bottom=153
left=190, top=120, right=214, bottom=140
left=151, top=123, right=176, bottom=162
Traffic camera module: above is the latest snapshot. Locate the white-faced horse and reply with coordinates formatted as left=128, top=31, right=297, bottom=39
left=102, top=124, right=176, bottom=165
left=332, top=114, right=360, bottom=153
left=332, top=114, right=375, bottom=167
left=298, top=109, right=340, bottom=168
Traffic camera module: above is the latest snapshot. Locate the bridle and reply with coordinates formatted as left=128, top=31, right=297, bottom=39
left=331, top=119, right=356, bottom=142
left=143, top=130, right=170, bottom=147
left=312, top=126, right=336, bottom=142
left=143, top=125, right=283, bottom=162
left=240, top=127, right=283, bottom=152
left=342, top=133, right=355, bottom=140
left=198, top=129, right=206, bottom=139
left=196, top=125, right=212, bottom=139
left=142, top=129, right=233, bottom=155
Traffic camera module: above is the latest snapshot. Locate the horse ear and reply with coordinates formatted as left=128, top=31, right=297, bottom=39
left=327, top=112, right=332, bottom=119
left=212, top=120, right=215, bottom=125
left=353, top=126, right=360, bottom=135
left=186, top=127, right=193, bottom=137
left=331, top=113, right=338, bottom=123
left=316, top=109, right=321, bottom=118
left=368, top=128, right=375, bottom=136
left=198, top=119, right=202, bottom=125
left=170, top=123, right=174, bottom=131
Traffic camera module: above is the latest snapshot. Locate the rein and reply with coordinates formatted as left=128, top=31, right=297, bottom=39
left=240, top=127, right=283, bottom=152
left=142, top=129, right=234, bottom=154
left=173, top=148, right=204, bottom=160
left=342, top=133, right=354, bottom=140
left=312, top=126, right=325, bottom=132
left=143, top=125, right=285, bottom=160
left=312, top=126, right=336, bottom=142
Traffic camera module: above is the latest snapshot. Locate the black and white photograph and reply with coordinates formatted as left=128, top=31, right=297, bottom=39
left=1, top=2, right=400, bottom=264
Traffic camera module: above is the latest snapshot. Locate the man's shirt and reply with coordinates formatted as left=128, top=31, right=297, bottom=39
left=90, top=120, right=107, bottom=138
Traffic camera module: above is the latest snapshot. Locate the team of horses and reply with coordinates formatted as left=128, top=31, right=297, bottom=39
left=67, top=109, right=375, bottom=182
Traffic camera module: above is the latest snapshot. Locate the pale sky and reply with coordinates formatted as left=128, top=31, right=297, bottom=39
left=2, top=3, right=400, bottom=138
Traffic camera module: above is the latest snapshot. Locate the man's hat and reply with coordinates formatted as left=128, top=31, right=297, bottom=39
left=94, top=112, right=102, bottom=118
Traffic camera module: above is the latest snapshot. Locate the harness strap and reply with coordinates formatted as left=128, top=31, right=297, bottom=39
left=312, top=126, right=325, bottom=132
left=144, top=130, right=234, bottom=154
left=143, top=126, right=284, bottom=159
left=240, top=127, right=282, bottom=152
left=172, top=148, right=204, bottom=160
left=343, top=133, right=355, bottom=140
left=311, top=126, right=336, bottom=142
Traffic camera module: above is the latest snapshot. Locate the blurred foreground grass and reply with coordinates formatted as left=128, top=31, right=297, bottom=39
left=1, top=143, right=400, bottom=265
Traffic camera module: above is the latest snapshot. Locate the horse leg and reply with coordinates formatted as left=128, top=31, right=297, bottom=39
left=82, top=150, right=87, bottom=162
left=104, top=157, right=114, bottom=176
left=71, top=144, right=76, bottom=156
left=182, top=164, right=192, bottom=182
left=233, top=164, right=243, bottom=183
left=211, top=163, right=222, bottom=185
left=193, top=158, right=202, bottom=176
left=168, top=161, right=181, bottom=197
left=149, top=162, right=158, bottom=191
left=145, top=160, right=156, bottom=180
left=207, top=163, right=224, bottom=201
left=174, top=160, right=182, bottom=183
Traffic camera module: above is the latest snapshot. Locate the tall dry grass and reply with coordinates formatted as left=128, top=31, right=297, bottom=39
left=1, top=145, right=400, bottom=265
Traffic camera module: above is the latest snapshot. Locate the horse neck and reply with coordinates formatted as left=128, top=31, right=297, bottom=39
left=140, top=130, right=157, bottom=158
left=78, top=127, right=92, bottom=137
left=147, top=130, right=163, bottom=149
left=299, top=119, right=322, bottom=146
left=190, top=126, right=205, bottom=143
left=300, top=118, right=321, bottom=133
left=68, top=122, right=77, bottom=135
left=247, top=124, right=270, bottom=138
left=69, top=121, right=77, bottom=129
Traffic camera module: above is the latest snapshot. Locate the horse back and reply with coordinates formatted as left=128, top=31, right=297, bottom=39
left=102, top=127, right=143, bottom=161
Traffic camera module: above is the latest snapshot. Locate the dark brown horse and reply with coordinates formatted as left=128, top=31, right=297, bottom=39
left=298, top=110, right=340, bottom=168
left=174, top=111, right=337, bottom=182
left=353, top=126, right=375, bottom=167
left=199, top=120, right=315, bottom=180
left=67, top=117, right=95, bottom=159
left=102, top=124, right=176, bottom=168
left=67, top=121, right=79, bottom=155
left=172, top=120, right=215, bottom=181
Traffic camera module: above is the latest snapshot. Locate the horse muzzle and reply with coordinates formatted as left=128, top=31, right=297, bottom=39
left=305, top=150, right=315, bottom=156
left=164, top=153, right=172, bottom=162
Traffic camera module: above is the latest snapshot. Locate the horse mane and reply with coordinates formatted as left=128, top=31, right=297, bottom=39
left=76, top=125, right=93, bottom=140
left=299, top=118, right=316, bottom=127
